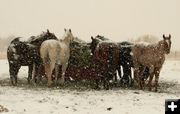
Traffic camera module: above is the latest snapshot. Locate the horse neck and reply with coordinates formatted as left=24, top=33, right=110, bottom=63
left=156, top=41, right=167, bottom=55
left=62, top=36, right=71, bottom=46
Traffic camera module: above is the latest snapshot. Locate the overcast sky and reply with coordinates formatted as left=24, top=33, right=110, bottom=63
left=0, top=0, right=179, bottom=50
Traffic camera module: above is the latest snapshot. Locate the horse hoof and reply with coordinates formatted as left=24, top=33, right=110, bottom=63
left=48, top=85, right=52, bottom=88
left=60, top=83, right=64, bottom=87
left=155, top=89, right=158, bottom=92
left=94, top=86, right=101, bottom=90
left=12, top=83, right=17, bottom=86
left=11, top=81, right=17, bottom=86
left=27, top=78, right=32, bottom=84
left=48, top=83, right=53, bottom=88
left=148, top=88, right=152, bottom=91
left=59, top=81, right=65, bottom=86
left=105, top=87, right=110, bottom=90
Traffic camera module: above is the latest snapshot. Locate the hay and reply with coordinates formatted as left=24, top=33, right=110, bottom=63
left=65, top=38, right=98, bottom=80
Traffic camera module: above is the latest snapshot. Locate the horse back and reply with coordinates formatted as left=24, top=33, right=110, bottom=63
left=94, top=42, right=120, bottom=64
left=132, top=44, right=165, bottom=67
left=8, top=37, right=39, bottom=64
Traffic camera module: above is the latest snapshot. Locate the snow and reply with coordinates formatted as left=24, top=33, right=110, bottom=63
left=0, top=59, right=180, bottom=114
left=19, top=38, right=27, bottom=42
left=136, top=41, right=150, bottom=46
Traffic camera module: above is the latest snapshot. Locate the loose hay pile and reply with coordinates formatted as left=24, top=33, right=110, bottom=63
left=65, top=38, right=99, bottom=81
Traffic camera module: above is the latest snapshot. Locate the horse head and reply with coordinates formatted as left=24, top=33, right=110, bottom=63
left=96, top=35, right=109, bottom=41
left=90, top=36, right=101, bottom=55
left=162, top=34, right=172, bottom=54
left=62, top=28, right=74, bottom=44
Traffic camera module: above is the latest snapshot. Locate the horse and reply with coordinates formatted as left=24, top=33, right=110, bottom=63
left=28, top=30, right=58, bottom=82
left=118, top=41, right=134, bottom=87
left=90, top=35, right=120, bottom=89
left=40, top=29, right=74, bottom=87
left=132, top=34, right=171, bottom=91
left=7, top=30, right=57, bottom=85
left=92, top=35, right=135, bottom=87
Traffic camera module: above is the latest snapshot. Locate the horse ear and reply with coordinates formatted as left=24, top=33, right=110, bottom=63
left=169, top=34, right=171, bottom=39
left=64, top=28, right=67, bottom=32
left=163, top=34, right=166, bottom=39
left=69, top=29, right=71, bottom=33
left=91, top=36, right=94, bottom=40
left=47, top=29, right=50, bottom=33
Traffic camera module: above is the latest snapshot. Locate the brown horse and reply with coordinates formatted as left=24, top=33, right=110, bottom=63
left=132, top=34, right=171, bottom=91
left=90, top=35, right=120, bottom=89
left=92, top=35, right=135, bottom=87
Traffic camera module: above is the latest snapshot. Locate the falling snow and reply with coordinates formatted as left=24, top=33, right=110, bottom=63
left=0, top=60, right=180, bottom=114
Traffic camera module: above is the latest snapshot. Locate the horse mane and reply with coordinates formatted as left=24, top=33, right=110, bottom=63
left=28, top=31, right=57, bottom=45
left=27, top=33, right=46, bottom=43
left=10, top=37, right=22, bottom=44
left=96, top=35, right=109, bottom=41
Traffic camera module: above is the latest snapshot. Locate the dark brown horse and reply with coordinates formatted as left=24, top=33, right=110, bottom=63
left=90, top=35, right=120, bottom=89
left=132, top=34, right=172, bottom=91
left=92, top=35, right=135, bottom=87
left=118, top=41, right=134, bottom=86
left=7, top=30, right=57, bottom=85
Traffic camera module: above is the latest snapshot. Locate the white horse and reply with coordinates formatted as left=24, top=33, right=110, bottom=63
left=40, top=29, right=74, bottom=87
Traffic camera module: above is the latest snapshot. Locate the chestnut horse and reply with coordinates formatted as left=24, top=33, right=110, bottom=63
left=132, top=34, right=171, bottom=91
left=40, top=29, right=74, bottom=87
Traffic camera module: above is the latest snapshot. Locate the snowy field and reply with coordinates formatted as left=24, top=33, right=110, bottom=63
left=0, top=59, right=180, bottom=114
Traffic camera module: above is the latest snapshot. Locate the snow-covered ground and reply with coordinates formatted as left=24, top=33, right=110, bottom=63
left=0, top=59, right=180, bottom=114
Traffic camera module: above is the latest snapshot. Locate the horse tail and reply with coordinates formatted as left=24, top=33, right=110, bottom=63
left=40, top=46, right=51, bottom=78
left=44, top=51, right=50, bottom=65
left=40, top=43, right=50, bottom=65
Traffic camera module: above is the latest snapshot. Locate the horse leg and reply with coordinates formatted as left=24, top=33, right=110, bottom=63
left=148, top=73, right=154, bottom=91
left=9, top=64, right=16, bottom=85
left=122, top=65, right=132, bottom=87
left=147, top=66, right=155, bottom=91
left=129, top=67, right=133, bottom=87
left=117, top=65, right=121, bottom=79
left=95, top=79, right=100, bottom=90
left=9, top=64, right=20, bottom=86
left=154, top=68, right=161, bottom=92
left=103, top=78, right=109, bottom=90
left=44, top=62, right=54, bottom=87
left=104, top=69, right=111, bottom=90
left=126, top=67, right=133, bottom=87
left=138, top=66, right=147, bottom=90
left=38, top=64, right=45, bottom=84
left=114, top=70, right=118, bottom=87
left=55, top=64, right=61, bottom=86
left=59, top=63, right=68, bottom=86
left=133, top=67, right=142, bottom=89
left=33, top=63, right=42, bottom=84
left=28, top=65, right=33, bottom=84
